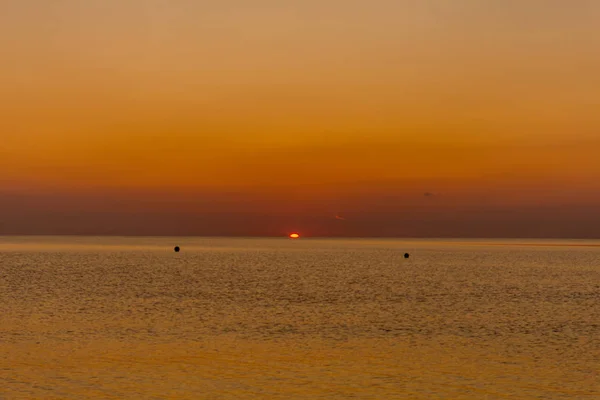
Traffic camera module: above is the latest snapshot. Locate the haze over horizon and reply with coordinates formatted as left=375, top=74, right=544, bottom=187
left=2, top=1, right=600, bottom=237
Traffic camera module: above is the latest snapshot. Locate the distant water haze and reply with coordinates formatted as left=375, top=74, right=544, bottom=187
left=2, top=196, right=600, bottom=237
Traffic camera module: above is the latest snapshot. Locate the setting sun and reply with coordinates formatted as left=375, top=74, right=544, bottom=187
left=289, top=233, right=300, bottom=239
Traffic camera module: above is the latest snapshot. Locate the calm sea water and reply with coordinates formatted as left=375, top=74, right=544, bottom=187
left=0, top=237, right=598, bottom=399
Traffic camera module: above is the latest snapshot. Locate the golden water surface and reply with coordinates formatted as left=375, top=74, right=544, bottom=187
left=1, top=237, right=598, bottom=399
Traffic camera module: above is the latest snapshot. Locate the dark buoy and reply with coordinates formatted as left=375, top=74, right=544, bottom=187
left=404, top=253, right=410, bottom=259
left=174, top=246, right=180, bottom=253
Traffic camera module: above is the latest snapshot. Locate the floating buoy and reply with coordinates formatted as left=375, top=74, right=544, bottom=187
left=404, top=253, right=410, bottom=259
left=174, top=246, right=180, bottom=253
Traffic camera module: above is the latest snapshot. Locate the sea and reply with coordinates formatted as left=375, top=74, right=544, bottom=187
left=0, top=236, right=598, bottom=399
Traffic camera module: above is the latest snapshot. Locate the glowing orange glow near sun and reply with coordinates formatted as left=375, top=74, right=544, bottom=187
left=289, top=233, right=300, bottom=239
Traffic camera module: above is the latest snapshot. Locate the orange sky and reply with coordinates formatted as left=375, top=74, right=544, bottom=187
left=1, top=1, right=600, bottom=236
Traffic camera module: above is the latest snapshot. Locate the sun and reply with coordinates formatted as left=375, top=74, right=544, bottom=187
left=289, top=233, right=300, bottom=239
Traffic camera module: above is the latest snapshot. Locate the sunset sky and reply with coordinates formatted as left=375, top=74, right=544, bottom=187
left=1, top=1, right=599, bottom=237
